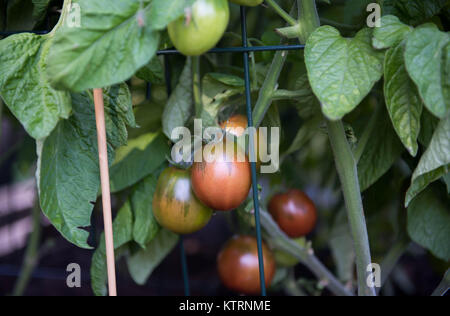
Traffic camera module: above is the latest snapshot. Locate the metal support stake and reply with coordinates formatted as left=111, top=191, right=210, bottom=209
left=240, top=6, right=267, bottom=296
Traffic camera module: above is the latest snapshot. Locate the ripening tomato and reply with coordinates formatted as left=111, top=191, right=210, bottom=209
left=219, top=114, right=267, bottom=168
left=268, top=189, right=317, bottom=238
left=217, top=235, right=276, bottom=295
left=168, top=0, right=230, bottom=56
left=153, top=167, right=213, bottom=234
left=229, top=0, right=264, bottom=6
left=191, top=139, right=251, bottom=211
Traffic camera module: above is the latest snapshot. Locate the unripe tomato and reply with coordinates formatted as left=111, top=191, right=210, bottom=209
left=229, top=0, right=264, bottom=6
left=219, top=114, right=267, bottom=168
left=217, top=235, right=276, bottom=295
left=268, top=189, right=317, bottom=238
left=153, top=167, right=213, bottom=234
left=191, top=139, right=251, bottom=211
left=274, top=238, right=305, bottom=267
left=168, top=0, right=230, bottom=56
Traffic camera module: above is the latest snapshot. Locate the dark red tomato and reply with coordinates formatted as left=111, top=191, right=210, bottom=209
left=268, top=189, right=317, bottom=238
left=153, top=167, right=213, bottom=234
left=191, top=139, right=251, bottom=211
left=217, top=235, right=276, bottom=295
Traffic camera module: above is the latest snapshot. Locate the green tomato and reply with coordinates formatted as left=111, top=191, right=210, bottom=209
left=274, top=238, right=306, bottom=267
left=168, top=0, right=230, bottom=56
left=229, top=0, right=264, bottom=6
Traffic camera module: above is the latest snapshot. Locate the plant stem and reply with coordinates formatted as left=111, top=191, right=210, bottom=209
left=432, top=270, right=450, bottom=296
left=12, top=203, right=42, bottom=296
left=0, top=98, right=3, bottom=145
left=326, top=120, right=376, bottom=296
left=298, top=0, right=376, bottom=296
left=379, top=235, right=410, bottom=291
left=192, top=56, right=202, bottom=117
left=260, top=210, right=353, bottom=296
left=272, top=89, right=312, bottom=101
left=265, top=0, right=297, bottom=26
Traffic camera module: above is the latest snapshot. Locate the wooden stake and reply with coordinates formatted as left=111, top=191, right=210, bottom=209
left=93, top=88, right=117, bottom=296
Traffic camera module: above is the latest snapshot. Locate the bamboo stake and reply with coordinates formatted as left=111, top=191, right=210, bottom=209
left=93, top=88, right=117, bottom=297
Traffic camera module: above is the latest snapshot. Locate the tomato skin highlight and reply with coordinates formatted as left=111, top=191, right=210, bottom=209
left=268, top=189, right=317, bottom=238
left=229, top=0, right=264, bottom=6
left=217, top=235, right=276, bottom=295
left=168, top=0, right=230, bottom=56
left=191, top=139, right=251, bottom=211
left=153, top=167, right=213, bottom=234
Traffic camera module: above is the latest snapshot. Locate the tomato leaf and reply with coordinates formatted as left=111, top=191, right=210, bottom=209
left=405, top=116, right=450, bottom=207
left=372, top=15, right=412, bottom=50
left=380, top=0, right=448, bottom=26
left=0, top=33, right=71, bottom=139
left=110, top=132, right=169, bottom=193
left=47, top=0, right=193, bottom=92
left=127, top=228, right=179, bottom=285
left=91, top=201, right=133, bottom=296
left=136, top=56, right=164, bottom=84
left=201, top=73, right=245, bottom=128
left=305, top=26, right=384, bottom=120
left=358, top=107, right=404, bottom=191
left=37, top=85, right=134, bottom=249
left=404, top=24, right=450, bottom=119
left=162, top=59, right=193, bottom=141
left=407, top=188, right=450, bottom=261
left=130, top=172, right=164, bottom=248
left=384, top=41, right=423, bottom=156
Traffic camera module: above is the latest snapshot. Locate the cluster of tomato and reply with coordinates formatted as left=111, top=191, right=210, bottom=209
left=168, top=0, right=264, bottom=56
left=153, top=114, right=318, bottom=295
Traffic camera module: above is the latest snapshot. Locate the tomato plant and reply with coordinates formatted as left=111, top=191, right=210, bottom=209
left=191, top=139, right=252, bottom=211
left=0, top=0, right=449, bottom=297
left=268, top=189, right=317, bottom=238
left=168, top=0, right=230, bottom=56
left=153, top=167, right=213, bottom=234
left=217, top=235, right=276, bottom=295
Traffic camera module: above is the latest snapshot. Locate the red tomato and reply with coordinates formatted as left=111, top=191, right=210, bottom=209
left=217, top=235, right=276, bottom=295
left=268, top=189, right=317, bottom=238
left=191, top=139, right=251, bottom=211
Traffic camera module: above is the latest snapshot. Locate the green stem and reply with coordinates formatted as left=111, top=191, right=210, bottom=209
left=12, top=203, right=42, bottom=296
left=265, top=0, right=297, bottom=26
left=260, top=211, right=353, bottom=296
left=379, top=235, right=410, bottom=290
left=192, top=56, right=202, bottom=117
left=0, top=98, right=3, bottom=144
left=297, top=0, right=376, bottom=296
left=272, top=89, right=312, bottom=101
left=432, top=270, right=450, bottom=296
left=326, top=120, right=376, bottom=296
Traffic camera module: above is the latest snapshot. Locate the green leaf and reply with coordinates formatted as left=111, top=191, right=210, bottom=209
left=358, top=107, right=404, bottom=191
left=407, top=188, right=450, bottom=261
left=372, top=15, right=412, bottom=50
left=329, top=211, right=355, bottom=282
left=110, top=132, right=169, bottom=193
left=47, top=0, right=193, bottom=92
left=419, top=109, right=440, bottom=147
left=404, top=25, right=450, bottom=119
left=384, top=41, right=423, bottom=156
left=284, top=115, right=322, bottom=156
left=162, top=59, right=193, bottom=141
left=136, top=56, right=164, bottom=84
left=380, top=0, right=448, bottom=25
left=127, top=228, right=179, bottom=285
left=0, top=33, right=71, bottom=139
left=32, top=0, right=51, bottom=23
left=130, top=172, right=164, bottom=248
left=305, top=26, right=384, bottom=120
left=405, top=116, right=450, bottom=206
left=38, top=86, right=134, bottom=248
left=91, top=201, right=133, bottom=296
left=201, top=73, right=245, bottom=128
left=6, top=0, right=35, bottom=30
